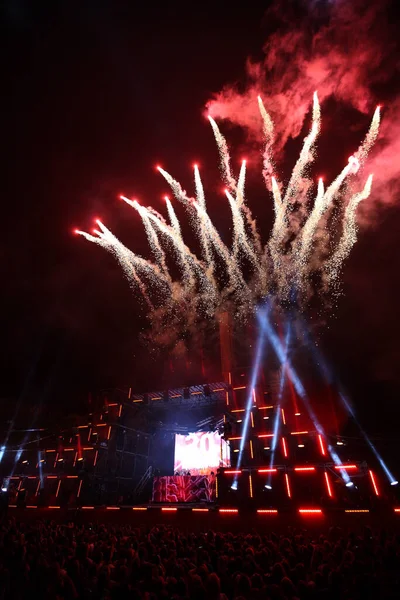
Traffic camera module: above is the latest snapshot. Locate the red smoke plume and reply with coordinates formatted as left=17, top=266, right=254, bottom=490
left=206, top=0, right=399, bottom=208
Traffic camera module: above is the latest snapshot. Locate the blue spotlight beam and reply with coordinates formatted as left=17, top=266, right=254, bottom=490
left=298, top=317, right=397, bottom=485
left=234, top=307, right=269, bottom=482
left=259, top=307, right=350, bottom=483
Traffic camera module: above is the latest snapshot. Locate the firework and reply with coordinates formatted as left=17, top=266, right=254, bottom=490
left=76, top=96, right=379, bottom=334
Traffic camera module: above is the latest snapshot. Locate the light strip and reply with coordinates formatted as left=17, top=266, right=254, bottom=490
left=281, top=408, right=286, bottom=425
left=77, top=480, right=83, bottom=498
left=258, top=468, right=277, bottom=473
left=224, top=470, right=241, bottom=474
left=192, top=508, right=209, bottom=512
left=394, top=508, right=400, bottom=513
left=290, top=431, right=309, bottom=436
left=258, top=434, right=274, bottom=438
left=56, top=480, right=61, bottom=497
left=250, top=412, right=255, bottom=428
left=162, top=507, right=177, bottom=512
left=334, top=465, right=357, bottom=470
left=219, top=508, right=238, bottom=513
left=233, top=386, right=246, bottom=390
left=318, top=435, right=326, bottom=456
left=231, top=409, right=245, bottom=413
left=369, top=470, right=379, bottom=496
left=257, top=509, right=278, bottom=514
left=249, top=474, right=253, bottom=498
left=132, top=507, right=147, bottom=511
left=294, top=467, right=315, bottom=472
left=106, top=506, right=120, bottom=510
left=48, top=506, right=60, bottom=509
left=82, top=506, right=94, bottom=510
left=259, top=406, right=274, bottom=410
left=345, top=509, right=370, bottom=513
left=285, top=473, right=291, bottom=498
left=229, top=437, right=242, bottom=441
left=299, top=509, right=322, bottom=514
left=249, top=440, right=254, bottom=459
left=324, top=471, right=333, bottom=498
left=282, top=437, right=288, bottom=457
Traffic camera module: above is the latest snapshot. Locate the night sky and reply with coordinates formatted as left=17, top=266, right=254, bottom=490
left=1, top=0, right=400, bottom=451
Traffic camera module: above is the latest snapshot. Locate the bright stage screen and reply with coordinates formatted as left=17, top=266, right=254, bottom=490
left=174, top=431, right=230, bottom=474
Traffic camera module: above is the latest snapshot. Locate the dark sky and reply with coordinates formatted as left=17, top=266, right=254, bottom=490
left=1, top=0, right=400, bottom=445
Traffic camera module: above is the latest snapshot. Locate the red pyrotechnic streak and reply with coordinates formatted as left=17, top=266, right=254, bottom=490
left=285, top=473, right=291, bottom=498
left=282, top=437, right=288, bottom=457
left=369, top=470, right=379, bottom=496
left=318, top=435, right=326, bottom=456
left=324, top=472, right=333, bottom=498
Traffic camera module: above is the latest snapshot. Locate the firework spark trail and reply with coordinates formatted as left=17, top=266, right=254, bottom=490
left=77, top=223, right=156, bottom=309
left=354, top=106, right=381, bottom=166
left=325, top=174, right=373, bottom=284
left=128, top=201, right=172, bottom=283
left=296, top=177, right=325, bottom=270
left=78, top=94, right=381, bottom=332
left=194, top=165, right=214, bottom=269
left=139, top=206, right=217, bottom=307
left=122, top=195, right=201, bottom=293
left=194, top=165, right=206, bottom=209
left=257, top=95, right=275, bottom=187
left=208, top=115, right=237, bottom=192
left=159, top=166, right=247, bottom=299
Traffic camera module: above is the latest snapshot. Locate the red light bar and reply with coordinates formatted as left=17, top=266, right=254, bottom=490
left=106, top=506, right=120, bottom=510
left=394, top=508, right=400, bottom=513
left=231, top=409, right=245, bottom=413
left=48, top=506, right=60, bottom=509
left=285, top=473, right=291, bottom=498
left=82, top=506, right=94, bottom=510
left=224, top=470, right=241, bottom=474
left=318, top=434, right=326, bottom=456
left=233, top=386, right=246, bottom=390
left=26, top=506, right=37, bottom=509
left=192, top=508, right=209, bottom=512
left=282, top=437, right=288, bottom=457
left=132, top=507, right=147, bottom=511
left=345, top=509, right=370, bottom=513
left=290, top=431, right=309, bottom=435
left=281, top=408, right=286, bottom=424
left=219, top=508, right=238, bottom=513
left=299, top=509, right=322, bottom=514
left=162, top=507, right=177, bottom=512
left=324, top=471, right=333, bottom=498
left=229, top=437, right=242, bottom=440
left=294, top=467, right=315, bottom=472
left=258, top=434, right=274, bottom=438
left=257, top=509, right=278, bottom=514
left=334, top=464, right=357, bottom=470
left=257, top=468, right=277, bottom=473
left=259, top=405, right=274, bottom=410
left=369, top=470, right=379, bottom=496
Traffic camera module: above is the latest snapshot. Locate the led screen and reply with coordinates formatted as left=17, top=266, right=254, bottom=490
left=174, top=431, right=230, bottom=474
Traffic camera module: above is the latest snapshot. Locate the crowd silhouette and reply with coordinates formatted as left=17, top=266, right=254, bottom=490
left=0, top=518, right=399, bottom=599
